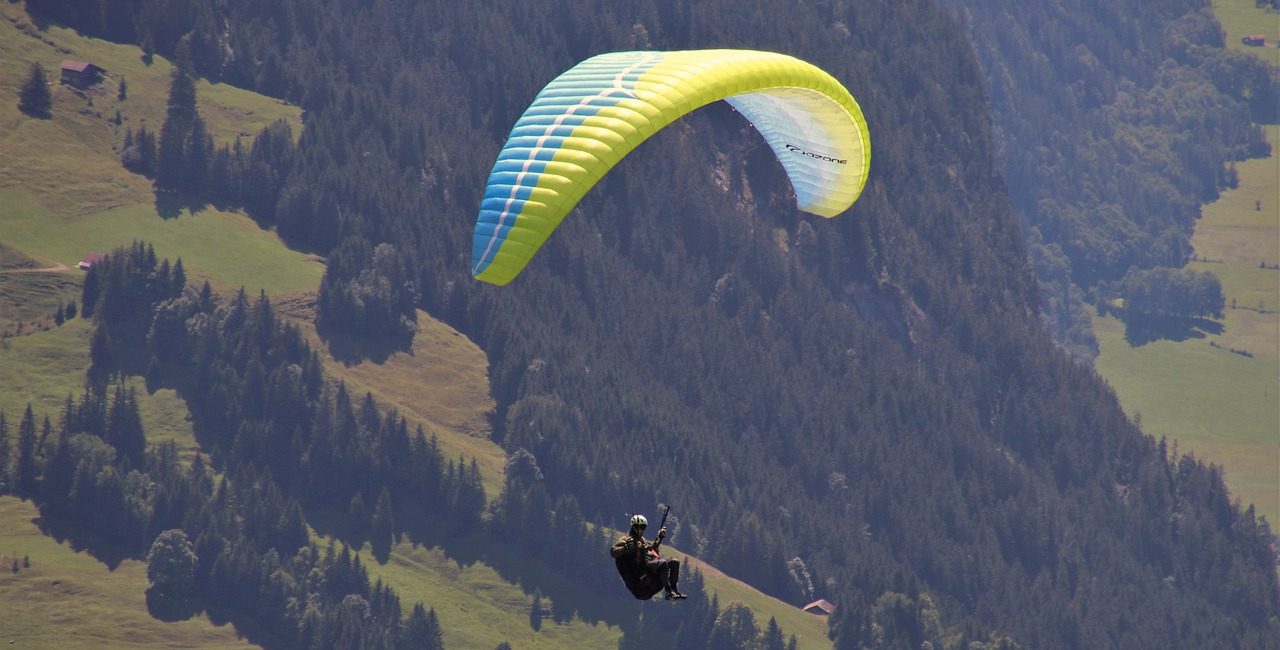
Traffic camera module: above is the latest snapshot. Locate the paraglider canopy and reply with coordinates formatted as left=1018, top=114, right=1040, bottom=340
left=471, top=49, right=872, bottom=285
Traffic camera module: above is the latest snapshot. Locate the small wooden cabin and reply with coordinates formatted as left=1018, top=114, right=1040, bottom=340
left=60, top=60, right=105, bottom=89
left=77, top=252, right=106, bottom=270
left=802, top=599, right=836, bottom=616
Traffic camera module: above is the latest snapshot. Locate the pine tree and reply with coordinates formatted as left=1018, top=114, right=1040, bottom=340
left=762, top=617, right=785, bottom=650
left=81, top=262, right=101, bottom=317
left=348, top=492, right=368, bottom=531
left=401, top=603, right=443, bottom=650
left=15, top=404, right=38, bottom=497
left=155, top=114, right=187, bottom=191
left=18, top=63, right=52, bottom=118
left=371, top=486, right=394, bottom=561
left=39, top=431, right=74, bottom=514
left=171, top=259, right=186, bottom=295
left=156, top=64, right=198, bottom=192
left=529, top=589, right=544, bottom=631
left=166, top=65, right=196, bottom=122
left=106, top=385, right=145, bottom=467
left=275, top=500, right=308, bottom=555
left=184, top=116, right=211, bottom=194
left=139, top=126, right=157, bottom=177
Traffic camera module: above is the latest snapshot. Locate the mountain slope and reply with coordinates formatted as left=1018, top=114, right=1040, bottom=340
left=0, top=5, right=834, bottom=647
left=57, top=0, right=1276, bottom=646
left=9, top=1, right=1280, bottom=649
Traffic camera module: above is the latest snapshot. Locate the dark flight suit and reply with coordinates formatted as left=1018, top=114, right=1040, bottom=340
left=611, top=532, right=682, bottom=599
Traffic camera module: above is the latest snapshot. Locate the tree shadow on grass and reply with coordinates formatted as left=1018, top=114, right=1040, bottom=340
left=395, top=517, right=640, bottom=628
left=32, top=511, right=130, bottom=571
left=317, top=322, right=414, bottom=367
left=145, top=589, right=199, bottom=622
left=1123, top=315, right=1223, bottom=347
left=205, top=602, right=290, bottom=650
left=154, top=191, right=209, bottom=221
left=302, top=503, right=641, bottom=630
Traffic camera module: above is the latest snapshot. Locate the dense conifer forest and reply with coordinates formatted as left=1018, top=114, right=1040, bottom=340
left=12, top=0, right=1280, bottom=647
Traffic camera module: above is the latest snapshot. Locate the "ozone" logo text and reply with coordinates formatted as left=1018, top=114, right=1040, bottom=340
left=785, top=143, right=846, bottom=165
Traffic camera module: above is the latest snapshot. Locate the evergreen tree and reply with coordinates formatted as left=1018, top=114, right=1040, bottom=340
left=166, top=64, right=196, bottom=122
left=122, top=126, right=158, bottom=177
left=14, top=405, right=38, bottom=497
left=184, top=116, right=211, bottom=194
left=762, top=617, right=785, bottom=650
left=449, top=457, right=486, bottom=533
left=171, top=259, right=186, bottom=294
left=155, top=114, right=187, bottom=191
left=401, top=603, right=444, bottom=650
left=39, top=431, right=74, bottom=514
left=348, top=492, right=368, bottom=531
left=156, top=64, right=199, bottom=192
left=274, top=500, right=308, bottom=555
left=529, top=589, right=543, bottom=632
left=106, top=384, right=145, bottom=467
left=709, top=602, right=760, bottom=650
left=18, top=63, right=51, bottom=118
left=81, top=261, right=101, bottom=317
left=371, top=486, right=394, bottom=562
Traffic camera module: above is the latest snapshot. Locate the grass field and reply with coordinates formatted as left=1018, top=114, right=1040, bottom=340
left=0, top=0, right=318, bottom=297
left=0, top=2, right=302, bottom=218
left=0, top=266, right=80, bottom=335
left=0, top=317, right=92, bottom=421
left=337, top=533, right=831, bottom=650
left=0, top=242, right=38, bottom=269
left=0, top=186, right=324, bottom=296
left=351, top=536, right=625, bottom=650
left=1211, top=0, right=1280, bottom=65
left=1093, top=122, right=1278, bottom=525
left=0, top=496, right=254, bottom=649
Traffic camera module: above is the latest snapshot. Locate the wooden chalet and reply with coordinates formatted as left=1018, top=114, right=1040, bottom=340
left=802, top=598, right=836, bottom=616
left=77, top=252, right=106, bottom=270
left=60, top=60, right=105, bottom=89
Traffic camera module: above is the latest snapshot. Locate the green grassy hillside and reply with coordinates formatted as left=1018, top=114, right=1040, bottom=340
left=1093, top=122, right=1278, bottom=525
left=0, top=1, right=319, bottom=294
left=0, top=5, right=831, bottom=647
left=0, top=496, right=254, bottom=649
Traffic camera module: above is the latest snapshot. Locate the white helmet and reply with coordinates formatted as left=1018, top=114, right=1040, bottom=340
left=630, top=514, right=648, bottom=528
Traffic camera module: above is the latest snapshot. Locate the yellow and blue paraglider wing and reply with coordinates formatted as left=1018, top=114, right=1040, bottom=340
left=472, top=49, right=871, bottom=286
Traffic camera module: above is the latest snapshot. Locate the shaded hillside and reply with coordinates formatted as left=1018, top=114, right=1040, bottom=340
left=942, top=0, right=1277, bottom=357
left=28, top=0, right=1280, bottom=647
